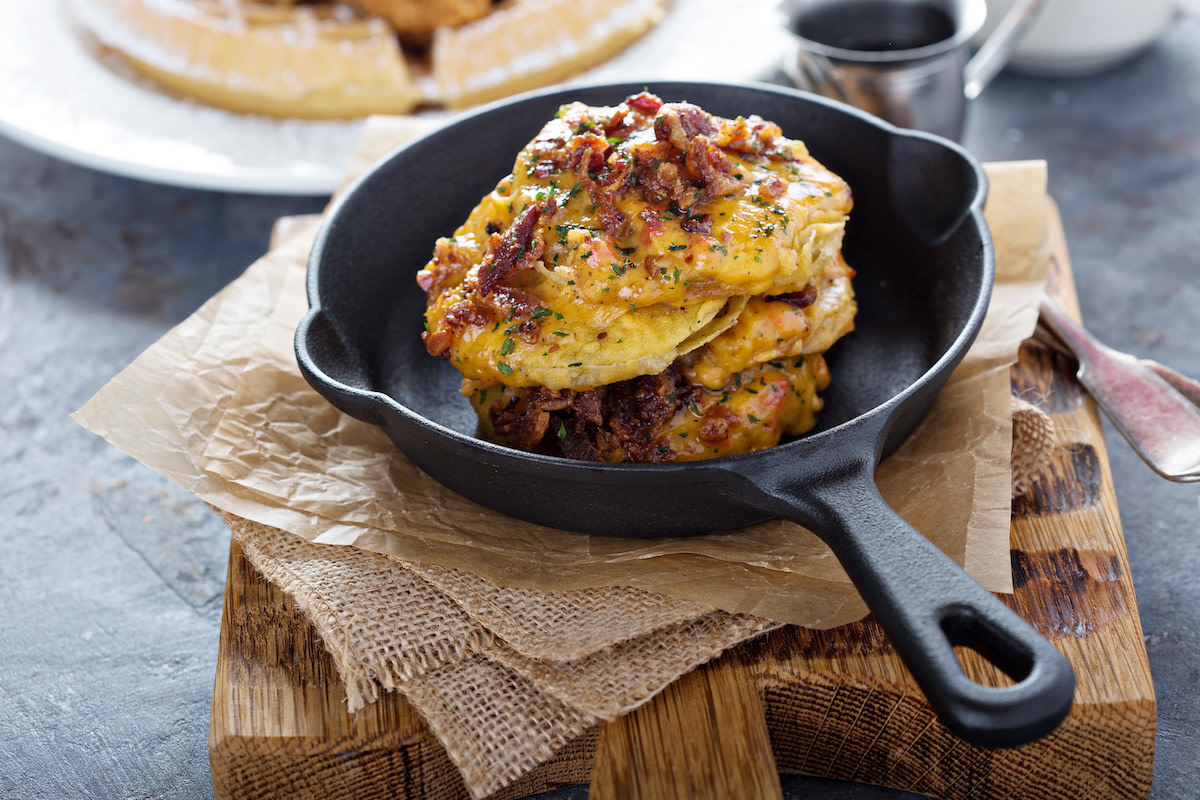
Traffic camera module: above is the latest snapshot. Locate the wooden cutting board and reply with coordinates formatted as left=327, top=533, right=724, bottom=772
left=208, top=202, right=1156, bottom=800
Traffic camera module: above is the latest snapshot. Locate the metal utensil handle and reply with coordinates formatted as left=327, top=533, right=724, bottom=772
left=1142, top=358, right=1200, bottom=410
left=964, top=0, right=1047, bottom=99
left=1039, top=295, right=1200, bottom=481
left=747, top=460, right=1075, bottom=747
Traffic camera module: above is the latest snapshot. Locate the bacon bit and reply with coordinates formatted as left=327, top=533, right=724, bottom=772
left=654, top=103, right=718, bottom=152
left=595, top=195, right=628, bottom=234
left=769, top=284, right=818, bottom=308
left=605, top=369, right=684, bottom=462
left=606, top=106, right=627, bottom=128
left=514, top=319, right=541, bottom=345
left=421, top=328, right=454, bottom=358
left=714, top=116, right=753, bottom=150
left=568, top=132, right=610, bottom=173
left=485, top=220, right=503, bottom=234
left=715, top=115, right=785, bottom=158
left=477, top=196, right=556, bottom=295
left=530, top=387, right=574, bottom=411
left=440, top=296, right=493, bottom=335
left=625, top=91, right=663, bottom=114
left=639, top=207, right=666, bottom=243
left=597, top=331, right=608, bottom=340
left=697, top=405, right=736, bottom=443
left=572, top=389, right=604, bottom=426
left=483, top=285, right=543, bottom=325
left=559, top=425, right=603, bottom=461
left=642, top=159, right=692, bottom=209
left=757, top=174, right=788, bottom=201
left=418, top=237, right=474, bottom=297
left=527, top=133, right=572, bottom=173
left=685, top=136, right=740, bottom=198
left=428, top=282, right=546, bottom=358
left=680, top=213, right=712, bottom=235
left=566, top=131, right=633, bottom=234
left=491, top=399, right=551, bottom=452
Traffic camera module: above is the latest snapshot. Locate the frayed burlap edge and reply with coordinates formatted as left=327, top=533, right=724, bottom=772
left=220, top=512, right=777, bottom=799
left=225, top=511, right=498, bottom=711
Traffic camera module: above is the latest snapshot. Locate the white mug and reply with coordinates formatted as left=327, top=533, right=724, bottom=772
left=974, top=0, right=1196, bottom=76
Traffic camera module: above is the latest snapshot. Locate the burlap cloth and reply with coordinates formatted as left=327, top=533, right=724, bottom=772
left=74, top=116, right=1056, bottom=798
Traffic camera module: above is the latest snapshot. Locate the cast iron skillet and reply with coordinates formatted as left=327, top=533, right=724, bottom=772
left=296, top=81, right=1075, bottom=748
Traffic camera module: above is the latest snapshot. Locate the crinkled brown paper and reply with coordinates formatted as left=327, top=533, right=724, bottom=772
left=74, top=115, right=1049, bottom=628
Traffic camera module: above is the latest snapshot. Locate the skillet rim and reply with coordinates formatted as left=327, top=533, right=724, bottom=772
left=298, top=78, right=994, bottom=476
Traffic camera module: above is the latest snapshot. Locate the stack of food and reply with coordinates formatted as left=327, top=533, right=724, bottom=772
left=68, top=0, right=666, bottom=118
left=418, top=92, right=857, bottom=462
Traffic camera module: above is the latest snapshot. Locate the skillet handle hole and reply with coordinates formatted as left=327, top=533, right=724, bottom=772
left=942, top=611, right=1035, bottom=689
left=950, top=645, right=1018, bottom=688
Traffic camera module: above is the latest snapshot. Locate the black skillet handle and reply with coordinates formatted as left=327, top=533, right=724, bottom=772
left=752, top=460, right=1076, bottom=748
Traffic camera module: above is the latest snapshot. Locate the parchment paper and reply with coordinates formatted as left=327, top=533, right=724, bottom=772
left=74, top=115, right=1049, bottom=628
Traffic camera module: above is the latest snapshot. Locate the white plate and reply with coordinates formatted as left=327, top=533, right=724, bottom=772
left=0, top=0, right=789, bottom=196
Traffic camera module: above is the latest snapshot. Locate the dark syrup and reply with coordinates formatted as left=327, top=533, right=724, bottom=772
left=795, top=1, right=956, bottom=52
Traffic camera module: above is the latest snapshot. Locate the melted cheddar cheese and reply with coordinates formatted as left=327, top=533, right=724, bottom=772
left=417, top=92, right=857, bottom=462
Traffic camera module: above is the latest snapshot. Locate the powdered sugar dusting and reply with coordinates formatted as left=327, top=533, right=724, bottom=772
left=0, top=0, right=366, bottom=194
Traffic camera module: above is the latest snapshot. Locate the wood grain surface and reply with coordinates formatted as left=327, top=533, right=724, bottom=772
left=209, top=202, right=1156, bottom=799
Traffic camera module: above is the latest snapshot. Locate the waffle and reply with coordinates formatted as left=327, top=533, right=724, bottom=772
left=431, top=0, right=667, bottom=109
left=70, top=0, right=666, bottom=119
left=70, top=0, right=425, bottom=119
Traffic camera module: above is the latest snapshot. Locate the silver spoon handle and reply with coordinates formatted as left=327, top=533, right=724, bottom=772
left=1038, top=295, right=1200, bottom=481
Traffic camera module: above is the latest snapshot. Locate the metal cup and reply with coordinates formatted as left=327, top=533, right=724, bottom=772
left=780, top=0, right=1045, bottom=141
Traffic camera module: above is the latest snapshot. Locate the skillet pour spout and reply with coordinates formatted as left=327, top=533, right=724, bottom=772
left=296, top=80, right=1076, bottom=747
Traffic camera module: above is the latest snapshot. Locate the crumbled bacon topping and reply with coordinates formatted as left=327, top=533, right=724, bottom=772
left=515, top=95, right=801, bottom=253
left=477, top=196, right=556, bottom=295
left=488, top=366, right=689, bottom=462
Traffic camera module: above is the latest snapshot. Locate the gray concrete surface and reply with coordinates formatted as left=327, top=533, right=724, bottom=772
left=2, top=15, right=1198, bottom=800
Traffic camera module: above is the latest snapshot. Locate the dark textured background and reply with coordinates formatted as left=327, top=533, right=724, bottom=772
left=2, top=15, right=1197, bottom=800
